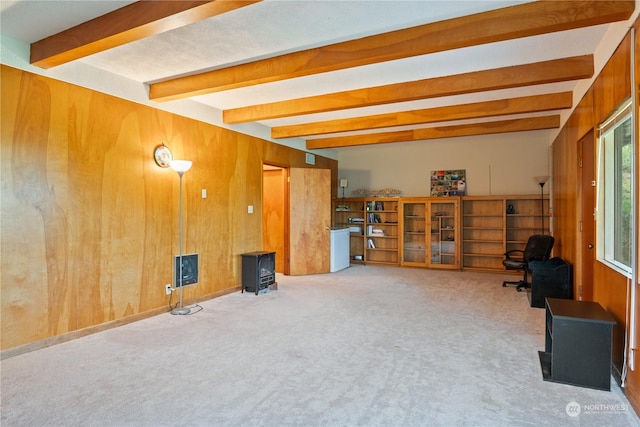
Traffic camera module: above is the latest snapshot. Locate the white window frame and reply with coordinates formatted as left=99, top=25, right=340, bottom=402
left=596, top=98, right=633, bottom=276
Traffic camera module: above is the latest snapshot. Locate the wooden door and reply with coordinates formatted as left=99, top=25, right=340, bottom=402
left=579, top=130, right=595, bottom=301
left=289, top=168, right=331, bottom=275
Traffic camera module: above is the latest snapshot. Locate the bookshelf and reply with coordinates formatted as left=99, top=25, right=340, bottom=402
left=334, top=197, right=399, bottom=265
left=334, top=198, right=366, bottom=263
left=461, top=195, right=549, bottom=272
left=334, top=195, right=547, bottom=272
left=364, top=198, right=399, bottom=265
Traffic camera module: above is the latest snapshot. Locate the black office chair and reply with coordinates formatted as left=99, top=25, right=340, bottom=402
left=502, top=234, right=554, bottom=292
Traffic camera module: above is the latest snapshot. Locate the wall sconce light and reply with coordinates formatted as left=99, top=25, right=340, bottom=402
left=534, top=175, right=549, bottom=235
left=170, top=159, right=192, bottom=315
left=340, top=179, right=348, bottom=198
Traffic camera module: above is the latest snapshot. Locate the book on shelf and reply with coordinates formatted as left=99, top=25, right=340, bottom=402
left=367, top=238, right=376, bottom=249
left=367, top=225, right=385, bottom=236
left=349, top=226, right=363, bottom=234
left=370, top=228, right=385, bottom=236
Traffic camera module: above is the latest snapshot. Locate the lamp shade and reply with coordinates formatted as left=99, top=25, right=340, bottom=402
left=340, top=179, right=348, bottom=188
left=169, top=160, right=192, bottom=173
left=534, top=175, right=549, bottom=185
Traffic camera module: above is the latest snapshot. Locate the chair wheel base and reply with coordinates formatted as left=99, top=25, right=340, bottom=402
left=503, top=280, right=527, bottom=291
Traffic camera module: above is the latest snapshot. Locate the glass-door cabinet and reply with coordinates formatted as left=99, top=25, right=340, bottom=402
left=429, top=198, right=460, bottom=269
left=400, top=199, right=427, bottom=266
left=400, top=197, right=460, bottom=269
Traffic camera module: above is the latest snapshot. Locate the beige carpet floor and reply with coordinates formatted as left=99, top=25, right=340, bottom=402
left=1, top=265, right=638, bottom=426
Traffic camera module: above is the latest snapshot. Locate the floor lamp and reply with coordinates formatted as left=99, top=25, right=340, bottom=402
left=170, top=159, right=192, bottom=315
left=534, top=176, right=549, bottom=235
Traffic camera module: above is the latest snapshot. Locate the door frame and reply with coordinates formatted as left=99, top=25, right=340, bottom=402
left=262, top=163, right=290, bottom=275
left=577, top=129, right=596, bottom=301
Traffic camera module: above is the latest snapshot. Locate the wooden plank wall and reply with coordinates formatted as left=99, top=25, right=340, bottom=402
left=1, top=65, right=337, bottom=351
left=551, top=21, right=639, bottom=414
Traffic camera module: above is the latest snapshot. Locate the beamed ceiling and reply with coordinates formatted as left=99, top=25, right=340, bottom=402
left=1, top=0, right=637, bottom=152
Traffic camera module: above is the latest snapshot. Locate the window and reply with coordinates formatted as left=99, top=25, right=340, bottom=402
left=596, top=99, right=633, bottom=273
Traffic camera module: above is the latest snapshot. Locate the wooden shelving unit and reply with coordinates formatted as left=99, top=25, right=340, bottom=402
left=334, top=194, right=546, bottom=272
left=334, top=197, right=399, bottom=265
left=364, top=198, right=399, bottom=265
left=334, top=197, right=366, bottom=264
left=505, top=196, right=550, bottom=253
left=461, top=195, right=549, bottom=272
left=400, top=200, right=427, bottom=266
left=461, top=197, right=505, bottom=272
left=400, top=197, right=460, bottom=269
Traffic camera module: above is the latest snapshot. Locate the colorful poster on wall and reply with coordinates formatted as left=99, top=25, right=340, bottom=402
left=430, top=169, right=466, bottom=196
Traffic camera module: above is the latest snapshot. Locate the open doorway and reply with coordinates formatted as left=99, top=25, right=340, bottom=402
left=263, top=164, right=289, bottom=275
left=263, top=164, right=333, bottom=276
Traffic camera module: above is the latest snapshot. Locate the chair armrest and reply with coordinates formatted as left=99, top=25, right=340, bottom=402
left=504, top=249, right=524, bottom=261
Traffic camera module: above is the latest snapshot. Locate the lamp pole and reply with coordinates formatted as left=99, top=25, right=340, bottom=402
left=539, top=182, right=545, bottom=235
left=170, top=160, right=192, bottom=315
left=535, top=176, right=549, bottom=235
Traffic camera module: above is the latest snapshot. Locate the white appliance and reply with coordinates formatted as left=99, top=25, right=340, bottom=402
left=330, top=227, right=350, bottom=272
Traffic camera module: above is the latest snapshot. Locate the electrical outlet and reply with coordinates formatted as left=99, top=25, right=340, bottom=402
left=165, top=284, right=172, bottom=295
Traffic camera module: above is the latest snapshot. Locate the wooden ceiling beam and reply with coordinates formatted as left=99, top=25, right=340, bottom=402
left=226, top=55, right=592, bottom=124
left=149, top=1, right=632, bottom=101
left=30, top=0, right=261, bottom=68
left=306, top=116, right=561, bottom=149
left=272, top=92, right=573, bottom=139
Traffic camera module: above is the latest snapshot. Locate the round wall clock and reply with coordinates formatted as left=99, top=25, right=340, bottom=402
left=153, top=144, right=173, bottom=168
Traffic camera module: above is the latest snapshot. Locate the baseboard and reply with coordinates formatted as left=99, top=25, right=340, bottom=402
left=624, top=375, right=640, bottom=418
left=0, top=286, right=241, bottom=360
left=612, top=362, right=640, bottom=418
left=189, top=286, right=240, bottom=305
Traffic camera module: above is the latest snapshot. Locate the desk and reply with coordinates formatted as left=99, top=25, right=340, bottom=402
left=539, top=298, right=616, bottom=391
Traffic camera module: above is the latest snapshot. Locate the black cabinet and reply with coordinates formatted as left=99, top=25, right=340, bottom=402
left=241, top=251, right=276, bottom=295
left=527, top=257, right=572, bottom=308
left=539, top=298, right=616, bottom=391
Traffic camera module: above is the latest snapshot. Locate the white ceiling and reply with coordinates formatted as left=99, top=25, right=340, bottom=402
left=1, top=0, right=638, bottom=155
